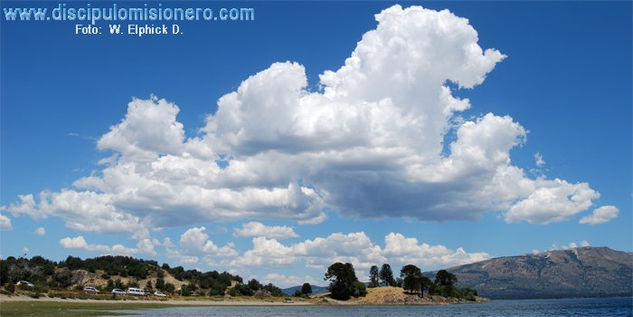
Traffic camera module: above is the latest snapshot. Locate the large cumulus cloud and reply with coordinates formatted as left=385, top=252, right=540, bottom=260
left=2, top=5, right=611, bottom=235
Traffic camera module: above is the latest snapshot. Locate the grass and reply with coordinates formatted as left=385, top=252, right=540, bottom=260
left=0, top=301, right=177, bottom=317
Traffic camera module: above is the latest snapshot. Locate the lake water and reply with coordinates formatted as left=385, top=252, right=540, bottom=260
left=115, top=297, right=633, bottom=316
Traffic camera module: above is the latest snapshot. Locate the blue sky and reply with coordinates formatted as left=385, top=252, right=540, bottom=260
left=1, top=1, right=631, bottom=287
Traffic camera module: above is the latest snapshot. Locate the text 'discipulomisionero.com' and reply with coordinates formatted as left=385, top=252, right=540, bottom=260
left=3, top=3, right=255, bottom=24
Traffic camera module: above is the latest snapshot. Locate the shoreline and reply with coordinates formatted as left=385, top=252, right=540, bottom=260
left=0, top=292, right=489, bottom=307
left=0, top=294, right=314, bottom=306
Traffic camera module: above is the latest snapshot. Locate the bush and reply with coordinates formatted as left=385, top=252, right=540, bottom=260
left=351, top=281, right=367, bottom=297
left=262, top=283, right=284, bottom=297
left=53, top=269, right=73, bottom=288
left=235, top=284, right=254, bottom=296
left=208, top=288, right=223, bottom=296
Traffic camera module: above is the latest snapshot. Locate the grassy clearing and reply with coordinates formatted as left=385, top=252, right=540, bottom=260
left=0, top=301, right=175, bottom=317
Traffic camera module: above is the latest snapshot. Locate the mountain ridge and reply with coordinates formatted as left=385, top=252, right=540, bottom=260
left=427, top=246, right=632, bottom=299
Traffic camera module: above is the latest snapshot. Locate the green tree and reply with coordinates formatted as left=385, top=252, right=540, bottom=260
left=420, top=276, right=432, bottom=296
left=155, top=278, right=165, bottom=291
left=369, top=265, right=379, bottom=288
left=324, top=262, right=364, bottom=300
left=247, top=279, right=262, bottom=291
left=379, top=263, right=396, bottom=286
left=432, top=270, right=457, bottom=297
left=434, top=270, right=456, bottom=287
left=235, top=284, right=254, bottom=296
left=351, top=281, right=367, bottom=297
left=114, top=278, right=125, bottom=289
left=263, top=283, right=284, bottom=297
left=106, top=279, right=115, bottom=291
left=53, top=269, right=73, bottom=288
left=0, top=260, right=8, bottom=285
left=400, top=264, right=423, bottom=295
left=301, top=282, right=312, bottom=295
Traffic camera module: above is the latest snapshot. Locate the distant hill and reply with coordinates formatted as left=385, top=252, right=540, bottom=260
left=429, top=247, right=633, bottom=299
left=0, top=255, right=283, bottom=297
left=282, top=284, right=329, bottom=295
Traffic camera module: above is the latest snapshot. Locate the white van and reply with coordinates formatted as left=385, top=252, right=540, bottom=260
left=126, top=287, right=147, bottom=296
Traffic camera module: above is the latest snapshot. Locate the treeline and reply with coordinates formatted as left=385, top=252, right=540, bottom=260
left=368, top=263, right=478, bottom=301
left=323, top=262, right=479, bottom=301
left=0, top=255, right=284, bottom=298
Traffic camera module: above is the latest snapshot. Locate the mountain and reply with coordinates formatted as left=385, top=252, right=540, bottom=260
left=282, top=284, right=329, bottom=295
left=434, top=246, right=633, bottom=299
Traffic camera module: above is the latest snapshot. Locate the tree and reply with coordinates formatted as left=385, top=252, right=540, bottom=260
left=301, top=282, right=312, bottom=295
left=53, top=269, right=73, bottom=288
left=434, top=269, right=456, bottom=287
left=262, top=283, right=284, bottom=297
left=155, top=278, right=165, bottom=291
left=351, top=281, right=367, bottom=297
left=400, top=264, right=423, bottom=294
left=115, top=278, right=125, bottom=289
left=432, top=270, right=458, bottom=297
left=106, top=279, right=115, bottom=291
left=379, top=263, right=396, bottom=286
left=234, top=284, right=254, bottom=296
left=0, top=260, right=8, bottom=285
left=247, top=279, right=262, bottom=291
left=324, top=262, right=365, bottom=300
left=420, top=276, right=432, bottom=296
left=369, top=265, right=379, bottom=288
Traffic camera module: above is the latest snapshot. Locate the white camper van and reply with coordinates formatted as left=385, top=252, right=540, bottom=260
left=126, top=287, right=147, bottom=296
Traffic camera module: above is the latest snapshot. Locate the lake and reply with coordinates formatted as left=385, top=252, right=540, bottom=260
left=117, top=297, right=632, bottom=316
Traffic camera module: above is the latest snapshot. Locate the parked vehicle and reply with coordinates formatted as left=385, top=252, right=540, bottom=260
left=111, top=288, right=126, bottom=295
left=15, top=280, right=34, bottom=287
left=126, top=287, right=148, bottom=296
left=83, top=286, right=100, bottom=294
left=154, top=291, right=167, bottom=297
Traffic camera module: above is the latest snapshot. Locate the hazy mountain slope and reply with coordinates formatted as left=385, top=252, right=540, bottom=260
left=282, top=285, right=329, bottom=295
left=437, top=247, right=632, bottom=299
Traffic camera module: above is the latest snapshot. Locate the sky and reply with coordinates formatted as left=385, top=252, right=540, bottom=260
left=1, top=1, right=631, bottom=287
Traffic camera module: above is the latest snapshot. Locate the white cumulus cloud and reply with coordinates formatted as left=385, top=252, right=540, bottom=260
left=534, top=152, right=546, bottom=167
left=233, top=222, right=298, bottom=239
left=231, top=231, right=488, bottom=278
left=0, top=213, right=11, bottom=231
left=261, top=273, right=321, bottom=289
left=382, top=233, right=490, bottom=268
left=59, top=236, right=156, bottom=256
left=165, top=226, right=237, bottom=265
left=34, top=227, right=46, bottom=236
left=553, top=240, right=590, bottom=250
left=579, top=205, right=619, bottom=225
left=1, top=5, right=611, bottom=236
